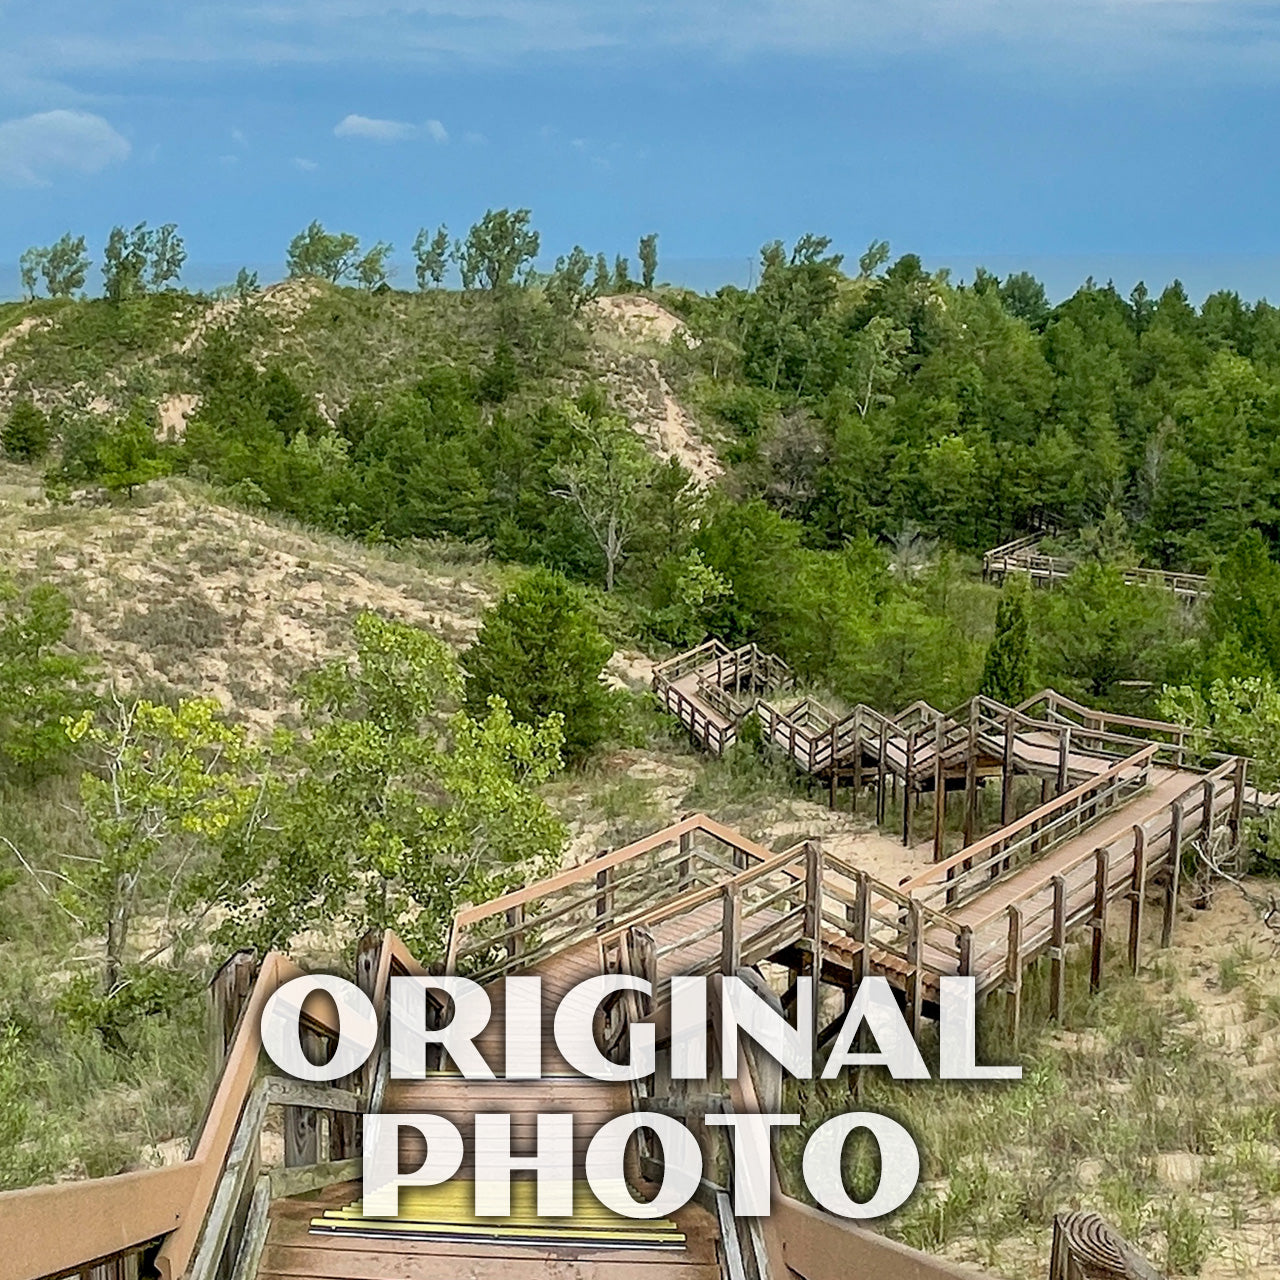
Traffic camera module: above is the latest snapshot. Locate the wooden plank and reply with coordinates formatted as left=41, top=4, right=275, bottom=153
left=268, top=1160, right=363, bottom=1200
left=0, top=1164, right=201, bottom=1280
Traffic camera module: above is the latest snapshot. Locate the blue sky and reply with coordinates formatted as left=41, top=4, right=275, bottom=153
left=2, top=0, right=1280, bottom=300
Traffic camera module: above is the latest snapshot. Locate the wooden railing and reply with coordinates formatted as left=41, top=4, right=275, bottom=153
left=983, top=540, right=1208, bottom=599
left=444, top=813, right=784, bottom=981
left=1, top=930, right=425, bottom=1280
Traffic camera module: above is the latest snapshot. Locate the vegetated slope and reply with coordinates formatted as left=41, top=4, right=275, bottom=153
left=0, top=465, right=499, bottom=728
left=0, top=282, right=723, bottom=481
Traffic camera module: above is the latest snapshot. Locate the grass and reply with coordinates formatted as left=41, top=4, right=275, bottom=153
left=779, top=935, right=1280, bottom=1277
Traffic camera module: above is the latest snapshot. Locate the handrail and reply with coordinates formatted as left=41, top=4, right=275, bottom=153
left=0, top=1164, right=202, bottom=1280
left=900, top=743, right=1159, bottom=899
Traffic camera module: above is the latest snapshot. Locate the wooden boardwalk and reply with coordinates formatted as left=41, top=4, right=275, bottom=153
left=5, top=642, right=1247, bottom=1280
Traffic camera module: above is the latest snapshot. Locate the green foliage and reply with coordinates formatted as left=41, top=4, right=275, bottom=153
left=463, top=568, right=614, bottom=763
left=638, top=233, right=658, bottom=290
left=1158, top=676, right=1280, bottom=790
left=2, top=399, right=52, bottom=461
left=979, top=578, right=1033, bottom=704
left=64, top=697, right=263, bottom=991
left=20, top=234, right=90, bottom=300
left=287, top=221, right=387, bottom=286
left=95, top=409, right=170, bottom=497
left=412, top=224, right=450, bottom=288
left=458, top=208, right=539, bottom=291
left=0, top=574, right=93, bottom=781
left=209, top=612, right=566, bottom=959
left=102, top=222, right=185, bottom=301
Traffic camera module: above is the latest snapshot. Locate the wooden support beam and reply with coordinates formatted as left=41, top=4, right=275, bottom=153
left=721, top=883, right=741, bottom=975
left=906, top=900, right=923, bottom=1037
left=963, top=703, right=979, bottom=846
left=902, top=730, right=916, bottom=846
left=1006, top=905, right=1024, bottom=1049
left=1162, top=800, right=1183, bottom=949
left=284, top=1027, right=322, bottom=1167
left=1230, top=755, right=1248, bottom=853
left=1049, top=874, right=1067, bottom=1022
left=1090, top=847, right=1110, bottom=995
left=1127, top=824, right=1147, bottom=975
left=933, top=714, right=946, bottom=862
left=876, top=733, right=888, bottom=825
left=1000, top=708, right=1016, bottom=826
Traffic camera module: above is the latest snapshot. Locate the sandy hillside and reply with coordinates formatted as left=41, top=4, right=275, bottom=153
left=0, top=466, right=499, bottom=729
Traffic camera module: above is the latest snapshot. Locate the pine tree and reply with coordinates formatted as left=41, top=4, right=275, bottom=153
left=979, top=578, right=1032, bottom=704
left=463, top=568, right=613, bottom=762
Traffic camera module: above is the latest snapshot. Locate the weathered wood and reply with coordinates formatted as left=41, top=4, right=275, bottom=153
left=1006, top=905, right=1024, bottom=1048
left=678, top=829, right=693, bottom=890
left=227, top=1174, right=272, bottom=1280
left=267, top=1157, right=363, bottom=1200
left=963, top=704, right=980, bottom=847
left=721, top=882, right=742, bottom=975
left=1057, top=725, right=1071, bottom=796
left=1050, top=1210, right=1167, bottom=1280
left=595, top=862, right=614, bottom=927
left=1001, top=708, right=1016, bottom=826
left=876, top=731, right=888, bottom=825
left=957, top=924, right=973, bottom=978
left=1049, top=874, right=1067, bottom=1022
left=208, top=950, right=256, bottom=1067
left=850, top=873, right=871, bottom=988
left=1230, top=754, right=1247, bottom=852
left=1162, top=800, right=1183, bottom=948
left=933, top=714, right=946, bottom=862
left=1127, top=825, right=1147, bottom=975
left=263, top=1077, right=363, bottom=1114
left=1090, top=848, right=1110, bottom=995
left=902, top=730, right=917, bottom=846
left=906, top=900, right=923, bottom=1036
left=284, top=1027, right=323, bottom=1168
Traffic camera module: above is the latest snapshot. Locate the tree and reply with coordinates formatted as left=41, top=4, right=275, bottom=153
left=148, top=223, right=186, bottom=290
left=457, top=208, right=539, bottom=291
left=18, top=247, right=43, bottom=300
left=1, top=399, right=51, bottom=461
left=412, top=225, right=450, bottom=289
left=593, top=252, right=611, bottom=295
left=613, top=255, right=630, bottom=292
left=979, top=577, right=1033, bottom=704
left=102, top=224, right=150, bottom=303
left=464, top=569, right=614, bottom=762
left=638, top=233, right=658, bottom=290
left=0, top=574, right=93, bottom=781
left=64, top=697, right=261, bottom=992
left=286, top=221, right=362, bottom=283
left=96, top=410, right=169, bottom=498
left=354, top=240, right=393, bottom=290
left=547, top=245, right=595, bottom=316
left=553, top=405, right=654, bottom=591
left=998, top=271, right=1050, bottom=326
left=1158, top=676, right=1280, bottom=790
left=43, top=233, right=91, bottom=297
left=209, top=612, right=566, bottom=959
left=858, top=239, right=891, bottom=278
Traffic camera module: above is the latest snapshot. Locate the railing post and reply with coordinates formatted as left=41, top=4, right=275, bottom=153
left=595, top=861, right=614, bottom=929
left=1201, top=777, right=1216, bottom=867
left=285, top=1026, right=323, bottom=1167
left=906, top=899, right=923, bottom=1037
left=932, top=713, right=946, bottom=861
left=957, top=924, right=973, bottom=978
left=963, top=703, right=979, bottom=846
left=507, top=903, right=526, bottom=961
left=902, top=730, right=917, bottom=846
left=1057, top=725, right=1071, bottom=796
left=1162, top=799, right=1183, bottom=948
left=1230, top=755, right=1248, bottom=854
left=1006, top=905, right=1024, bottom=1049
left=1127, top=825, right=1147, bottom=974
left=876, top=730, right=888, bottom=826
left=721, top=883, right=742, bottom=975
left=678, top=828, right=693, bottom=891
left=1090, top=848, right=1110, bottom=995
left=209, top=950, right=257, bottom=1070
left=850, top=872, right=871, bottom=989
left=1001, top=708, right=1016, bottom=826
left=1049, top=874, right=1067, bottom=1022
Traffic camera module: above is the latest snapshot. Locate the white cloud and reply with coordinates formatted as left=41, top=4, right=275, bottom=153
left=0, top=108, right=129, bottom=187
left=292, top=155, right=318, bottom=170
left=334, top=113, right=416, bottom=141
left=425, top=117, right=448, bottom=143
